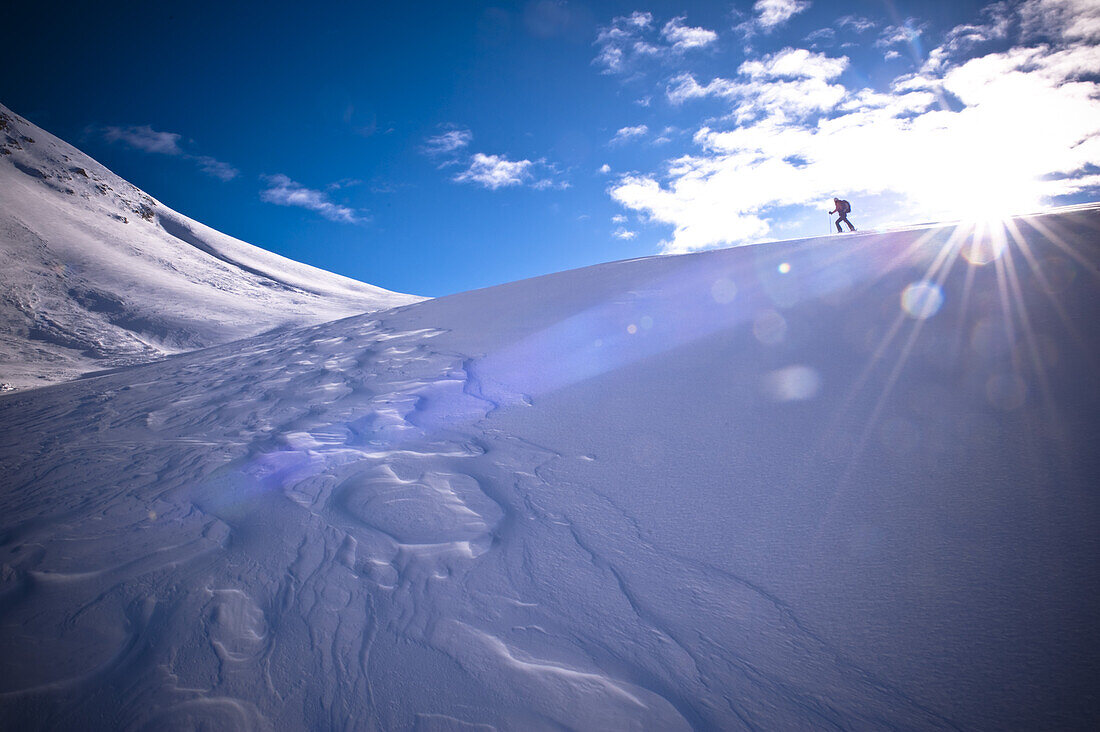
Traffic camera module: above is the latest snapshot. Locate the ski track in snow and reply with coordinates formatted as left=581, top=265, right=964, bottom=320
left=0, top=310, right=958, bottom=730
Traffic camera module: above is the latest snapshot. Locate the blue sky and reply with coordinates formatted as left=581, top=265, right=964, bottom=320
left=3, top=0, right=1098, bottom=296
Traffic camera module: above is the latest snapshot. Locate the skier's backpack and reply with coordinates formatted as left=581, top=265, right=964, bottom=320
left=837, top=199, right=851, bottom=214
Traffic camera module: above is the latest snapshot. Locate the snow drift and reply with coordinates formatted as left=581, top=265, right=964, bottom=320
left=0, top=205, right=1098, bottom=729
left=0, top=103, right=419, bottom=390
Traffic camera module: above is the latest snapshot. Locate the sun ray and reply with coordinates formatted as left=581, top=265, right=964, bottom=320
left=815, top=221, right=969, bottom=537
left=1003, top=217, right=1099, bottom=372
left=853, top=231, right=964, bottom=444
left=1020, top=215, right=1100, bottom=282
left=996, top=231, right=1088, bottom=490
left=951, top=251, right=978, bottom=364
left=992, top=236, right=1017, bottom=349
left=844, top=226, right=955, bottom=302
left=1000, top=238, right=1057, bottom=420
left=840, top=224, right=969, bottom=413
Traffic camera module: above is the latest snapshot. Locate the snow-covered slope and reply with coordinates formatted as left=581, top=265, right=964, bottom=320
left=0, top=207, right=1098, bottom=729
left=0, top=104, right=420, bottom=390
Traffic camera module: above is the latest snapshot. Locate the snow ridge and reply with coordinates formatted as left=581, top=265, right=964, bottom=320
left=2, top=205, right=1096, bottom=728
left=0, top=103, right=421, bottom=390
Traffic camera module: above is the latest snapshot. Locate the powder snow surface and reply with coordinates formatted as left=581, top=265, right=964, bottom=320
left=0, top=206, right=1098, bottom=730
left=0, top=104, right=419, bottom=390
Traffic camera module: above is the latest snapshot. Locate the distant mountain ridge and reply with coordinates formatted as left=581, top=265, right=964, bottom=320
left=0, top=103, right=421, bottom=389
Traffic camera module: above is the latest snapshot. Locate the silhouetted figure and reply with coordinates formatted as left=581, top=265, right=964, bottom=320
left=830, top=198, right=855, bottom=232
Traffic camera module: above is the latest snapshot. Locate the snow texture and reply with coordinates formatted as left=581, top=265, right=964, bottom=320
left=0, top=103, right=420, bottom=390
left=1, top=197, right=1098, bottom=729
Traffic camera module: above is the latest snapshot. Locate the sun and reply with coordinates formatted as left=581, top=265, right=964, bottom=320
left=959, top=218, right=1008, bottom=266
left=964, top=194, right=1022, bottom=226
left=940, top=167, right=1043, bottom=228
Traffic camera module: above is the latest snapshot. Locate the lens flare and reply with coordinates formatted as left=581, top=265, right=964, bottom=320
left=753, top=309, right=787, bottom=345
left=710, top=277, right=738, bottom=303
left=762, top=365, right=821, bottom=402
left=961, top=223, right=1007, bottom=265
left=901, top=281, right=944, bottom=320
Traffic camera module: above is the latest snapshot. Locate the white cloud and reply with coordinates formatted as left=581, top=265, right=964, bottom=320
left=599, top=163, right=612, bottom=174
left=103, top=125, right=182, bottom=154
left=1021, top=0, right=1100, bottom=41
left=876, top=21, right=926, bottom=49
left=667, top=49, right=849, bottom=121
left=594, top=12, right=653, bottom=73
left=453, top=153, right=565, bottom=190
left=611, top=124, right=649, bottom=144
left=612, top=14, right=1100, bottom=254
left=804, top=28, right=836, bottom=46
left=194, top=155, right=239, bottom=182
left=327, top=178, right=364, bottom=191
left=611, top=214, right=627, bottom=223
left=595, top=11, right=716, bottom=73
left=837, top=16, right=876, bottom=33
left=260, top=174, right=364, bottom=223
left=946, top=9, right=1011, bottom=48
left=740, top=47, right=848, bottom=80
left=455, top=153, right=532, bottom=189
left=922, top=1, right=1092, bottom=74
left=665, top=73, right=735, bottom=104
left=425, top=127, right=566, bottom=191
left=613, top=227, right=637, bottom=239
left=754, top=0, right=811, bottom=32
left=103, top=125, right=238, bottom=180
left=423, top=127, right=473, bottom=157
left=660, top=17, right=718, bottom=51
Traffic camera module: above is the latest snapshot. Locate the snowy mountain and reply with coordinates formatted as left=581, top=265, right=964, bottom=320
left=0, top=103, right=419, bottom=390
left=0, top=204, right=1097, bottom=729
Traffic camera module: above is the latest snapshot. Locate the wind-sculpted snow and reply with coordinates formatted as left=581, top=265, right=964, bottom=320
left=1, top=207, right=1099, bottom=729
left=0, top=103, right=419, bottom=389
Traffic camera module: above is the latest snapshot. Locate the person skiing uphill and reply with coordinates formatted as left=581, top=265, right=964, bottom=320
left=830, top=198, right=856, bottom=232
